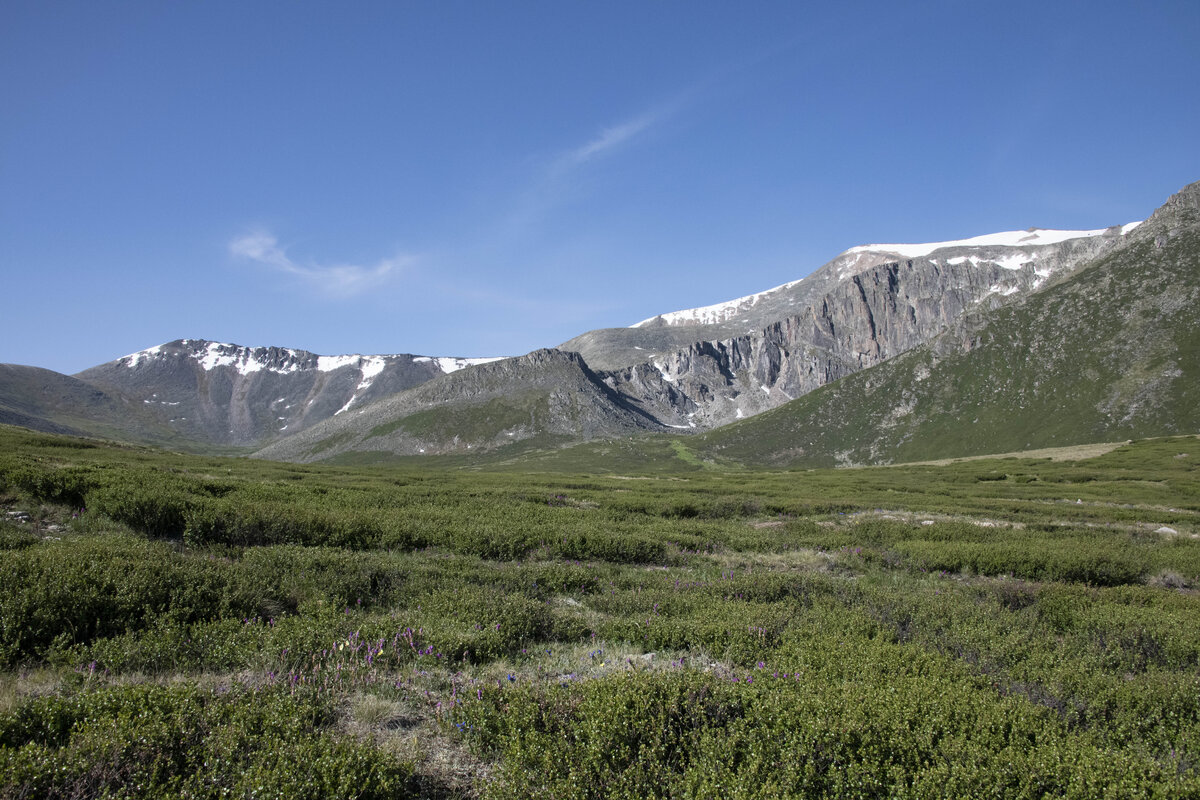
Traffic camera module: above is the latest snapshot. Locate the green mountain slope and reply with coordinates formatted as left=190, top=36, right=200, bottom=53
left=254, top=348, right=668, bottom=462
left=0, top=364, right=191, bottom=447
left=690, top=181, right=1200, bottom=468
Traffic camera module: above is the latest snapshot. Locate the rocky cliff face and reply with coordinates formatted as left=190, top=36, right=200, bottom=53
left=594, top=230, right=1130, bottom=430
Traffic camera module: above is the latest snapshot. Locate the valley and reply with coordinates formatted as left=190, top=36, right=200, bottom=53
left=1, top=426, right=1198, bottom=796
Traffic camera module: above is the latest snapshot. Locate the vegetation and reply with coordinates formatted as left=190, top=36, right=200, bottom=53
left=1, top=423, right=1199, bottom=797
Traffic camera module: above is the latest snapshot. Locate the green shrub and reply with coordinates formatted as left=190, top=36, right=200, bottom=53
left=0, top=683, right=415, bottom=799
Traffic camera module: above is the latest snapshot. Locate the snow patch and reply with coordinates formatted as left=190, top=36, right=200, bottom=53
left=1121, top=221, right=1143, bottom=235
left=439, top=356, right=504, bottom=374
left=413, top=356, right=505, bottom=373
left=630, top=278, right=805, bottom=328
left=994, top=253, right=1030, bottom=271
left=199, top=343, right=264, bottom=375
left=845, top=225, right=1130, bottom=259
left=123, top=345, right=162, bottom=368
left=356, top=356, right=386, bottom=386
left=947, top=253, right=1027, bottom=270
left=317, top=354, right=364, bottom=372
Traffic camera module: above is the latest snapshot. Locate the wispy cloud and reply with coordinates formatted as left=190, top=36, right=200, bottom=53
left=563, top=110, right=664, bottom=167
left=494, top=102, right=682, bottom=240
left=229, top=231, right=412, bottom=299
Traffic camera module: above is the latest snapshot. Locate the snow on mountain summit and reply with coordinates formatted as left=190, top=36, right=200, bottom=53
left=118, top=339, right=503, bottom=377
left=629, top=279, right=806, bottom=328
left=846, top=224, right=1141, bottom=259
left=631, top=222, right=1142, bottom=330
left=412, top=356, right=507, bottom=374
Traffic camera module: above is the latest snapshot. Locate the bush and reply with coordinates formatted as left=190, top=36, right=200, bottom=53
left=0, top=683, right=415, bottom=799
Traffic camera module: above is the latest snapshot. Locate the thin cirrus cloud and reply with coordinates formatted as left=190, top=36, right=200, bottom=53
left=229, top=231, right=412, bottom=299
left=498, top=103, right=680, bottom=238
left=562, top=109, right=664, bottom=167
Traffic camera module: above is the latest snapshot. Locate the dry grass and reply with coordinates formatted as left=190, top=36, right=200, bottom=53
left=1147, top=569, right=1192, bottom=590
left=338, top=689, right=494, bottom=799
left=893, top=440, right=1131, bottom=467
left=844, top=508, right=1022, bottom=529
left=0, top=667, right=67, bottom=716
left=711, top=547, right=833, bottom=573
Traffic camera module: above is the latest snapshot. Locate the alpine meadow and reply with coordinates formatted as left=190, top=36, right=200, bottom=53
left=2, top=425, right=1200, bottom=798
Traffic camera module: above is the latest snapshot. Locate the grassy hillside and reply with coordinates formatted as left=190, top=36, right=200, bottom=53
left=0, top=364, right=223, bottom=451
left=256, top=349, right=665, bottom=463
left=2, top=424, right=1200, bottom=796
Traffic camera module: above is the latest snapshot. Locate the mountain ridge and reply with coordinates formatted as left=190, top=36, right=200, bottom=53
left=1, top=184, right=1189, bottom=463
left=251, top=215, right=1146, bottom=461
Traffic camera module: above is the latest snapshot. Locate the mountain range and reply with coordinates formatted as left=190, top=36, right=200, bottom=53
left=3, top=180, right=1197, bottom=467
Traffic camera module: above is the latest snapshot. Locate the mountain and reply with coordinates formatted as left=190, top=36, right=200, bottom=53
left=559, top=225, right=1136, bottom=371
left=687, top=181, right=1200, bottom=467
left=0, top=340, right=505, bottom=450
left=70, top=339, right=505, bottom=448
left=0, top=364, right=176, bottom=443
left=253, top=348, right=666, bottom=462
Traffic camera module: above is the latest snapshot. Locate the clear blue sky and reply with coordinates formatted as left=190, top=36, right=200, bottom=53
left=3, top=0, right=1198, bottom=374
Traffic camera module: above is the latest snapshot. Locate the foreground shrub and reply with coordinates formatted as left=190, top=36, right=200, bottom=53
left=0, top=536, right=235, bottom=666
left=0, top=683, right=415, bottom=799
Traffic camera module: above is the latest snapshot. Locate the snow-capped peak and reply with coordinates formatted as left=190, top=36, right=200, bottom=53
left=120, top=340, right=311, bottom=376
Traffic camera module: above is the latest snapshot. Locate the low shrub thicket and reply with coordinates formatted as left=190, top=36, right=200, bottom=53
left=2, top=426, right=1199, bottom=796
left=0, top=683, right=415, bottom=799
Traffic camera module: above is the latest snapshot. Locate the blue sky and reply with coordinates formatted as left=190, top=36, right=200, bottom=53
left=3, top=1, right=1198, bottom=374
